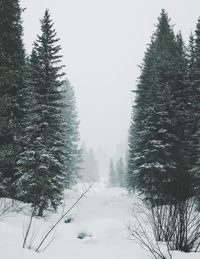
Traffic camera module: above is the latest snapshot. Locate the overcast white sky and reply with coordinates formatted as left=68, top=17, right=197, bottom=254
left=21, top=0, right=200, bottom=162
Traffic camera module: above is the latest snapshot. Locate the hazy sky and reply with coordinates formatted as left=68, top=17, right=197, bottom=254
left=21, top=0, right=200, bottom=160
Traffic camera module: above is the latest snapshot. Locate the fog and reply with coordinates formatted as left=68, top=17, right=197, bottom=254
left=21, top=0, right=200, bottom=174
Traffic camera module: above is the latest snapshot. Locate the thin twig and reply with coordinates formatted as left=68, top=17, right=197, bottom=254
left=35, top=183, right=95, bottom=252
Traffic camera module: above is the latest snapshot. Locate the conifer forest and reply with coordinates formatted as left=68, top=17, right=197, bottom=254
left=0, top=1, right=200, bottom=259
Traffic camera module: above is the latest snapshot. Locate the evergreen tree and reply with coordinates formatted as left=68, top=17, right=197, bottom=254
left=187, top=22, right=200, bottom=199
left=124, top=150, right=129, bottom=189
left=0, top=0, right=26, bottom=198
left=18, top=9, right=66, bottom=216
left=128, top=10, right=191, bottom=205
left=62, top=80, right=81, bottom=188
left=81, top=146, right=99, bottom=182
left=109, top=158, right=117, bottom=187
left=172, top=32, right=194, bottom=200
left=116, top=157, right=126, bottom=187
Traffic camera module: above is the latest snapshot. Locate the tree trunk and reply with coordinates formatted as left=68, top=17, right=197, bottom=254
left=37, top=206, right=44, bottom=217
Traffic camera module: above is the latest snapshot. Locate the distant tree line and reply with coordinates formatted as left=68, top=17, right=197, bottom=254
left=0, top=0, right=81, bottom=217
left=109, top=157, right=126, bottom=188
left=80, top=145, right=99, bottom=183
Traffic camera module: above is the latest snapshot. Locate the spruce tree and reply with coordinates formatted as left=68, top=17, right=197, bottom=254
left=0, top=0, right=26, bottom=198
left=109, top=159, right=117, bottom=187
left=116, top=157, right=126, bottom=187
left=128, top=10, right=191, bottom=205
left=187, top=22, right=200, bottom=199
left=62, top=80, right=81, bottom=188
left=18, top=9, right=66, bottom=216
left=171, top=32, right=193, bottom=200
left=81, top=147, right=99, bottom=182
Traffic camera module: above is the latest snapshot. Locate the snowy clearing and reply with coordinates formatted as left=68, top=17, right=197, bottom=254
left=0, top=182, right=199, bottom=259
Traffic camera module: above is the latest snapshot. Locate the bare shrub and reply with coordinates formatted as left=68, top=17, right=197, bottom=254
left=23, top=212, right=55, bottom=252
left=128, top=204, right=172, bottom=259
left=150, top=199, right=200, bottom=252
left=0, top=198, right=22, bottom=219
left=128, top=198, right=200, bottom=259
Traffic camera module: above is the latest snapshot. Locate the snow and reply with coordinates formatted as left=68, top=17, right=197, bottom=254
left=0, top=182, right=199, bottom=259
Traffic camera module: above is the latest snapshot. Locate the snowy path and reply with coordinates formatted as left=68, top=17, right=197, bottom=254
left=0, top=182, right=199, bottom=259
left=42, top=183, right=146, bottom=259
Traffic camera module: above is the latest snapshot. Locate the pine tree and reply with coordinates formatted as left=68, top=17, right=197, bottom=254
left=109, top=158, right=117, bottom=187
left=18, top=9, right=66, bottom=216
left=127, top=31, right=158, bottom=193
left=187, top=22, right=200, bottom=199
left=0, top=0, right=26, bottom=198
left=116, top=157, right=126, bottom=187
left=62, top=80, right=81, bottom=188
left=128, top=10, right=192, bottom=205
left=81, top=147, right=99, bottom=182
left=17, top=52, right=40, bottom=201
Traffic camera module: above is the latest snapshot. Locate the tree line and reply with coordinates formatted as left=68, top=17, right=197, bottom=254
left=109, top=157, right=126, bottom=188
left=0, top=0, right=81, bottom=217
left=80, top=145, right=99, bottom=183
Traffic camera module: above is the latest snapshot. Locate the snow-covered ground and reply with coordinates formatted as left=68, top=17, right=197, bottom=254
left=0, top=182, right=199, bottom=259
